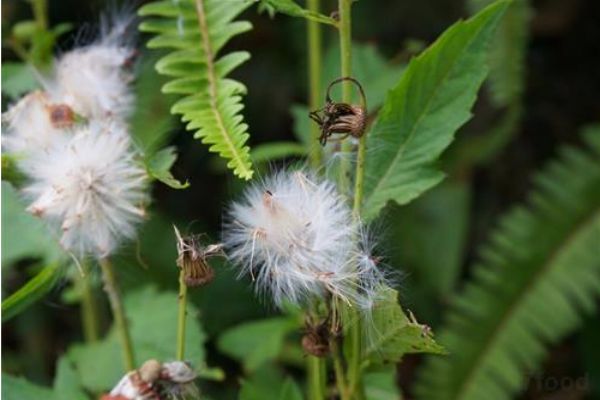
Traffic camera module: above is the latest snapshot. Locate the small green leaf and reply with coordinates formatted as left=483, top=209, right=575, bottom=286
left=256, top=0, right=338, bottom=26
left=68, top=286, right=208, bottom=392
left=366, top=288, right=446, bottom=364
left=147, top=147, right=189, bottom=189
left=1, top=62, right=39, bottom=98
left=218, top=317, right=297, bottom=371
left=12, top=21, right=38, bottom=40
left=362, top=1, right=509, bottom=221
left=2, top=264, right=61, bottom=323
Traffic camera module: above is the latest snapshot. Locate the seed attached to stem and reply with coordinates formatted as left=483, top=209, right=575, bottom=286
left=174, top=226, right=223, bottom=287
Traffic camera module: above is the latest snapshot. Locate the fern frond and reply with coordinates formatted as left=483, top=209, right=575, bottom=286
left=139, top=0, right=254, bottom=180
left=415, top=127, right=600, bottom=400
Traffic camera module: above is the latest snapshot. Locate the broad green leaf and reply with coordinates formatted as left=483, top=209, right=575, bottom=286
left=139, top=0, right=255, bottom=180
left=68, top=286, right=208, bottom=392
left=251, top=142, right=307, bottom=164
left=366, top=288, right=445, bottom=364
left=256, top=0, right=337, bottom=26
left=1, top=374, right=54, bottom=400
left=1, top=62, right=38, bottom=99
left=415, top=128, right=600, bottom=400
left=362, top=1, right=509, bottom=221
left=278, top=377, right=303, bottom=400
left=1, top=181, right=63, bottom=266
left=364, top=367, right=401, bottom=400
left=147, top=146, right=190, bottom=189
left=2, top=264, right=61, bottom=323
left=218, top=317, right=297, bottom=371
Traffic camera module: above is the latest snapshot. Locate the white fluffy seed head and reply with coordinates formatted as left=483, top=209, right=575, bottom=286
left=223, top=169, right=388, bottom=309
left=49, top=16, right=135, bottom=120
left=2, top=91, right=69, bottom=159
left=23, top=121, right=148, bottom=257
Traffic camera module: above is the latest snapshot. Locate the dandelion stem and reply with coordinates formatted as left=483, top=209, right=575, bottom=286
left=78, top=261, right=100, bottom=342
left=99, top=258, right=135, bottom=371
left=176, top=268, right=188, bottom=360
left=307, top=354, right=326, bottom=400
left=308, top=0, right=323, bottom=168
left=332, top=336, right=350, bottom=400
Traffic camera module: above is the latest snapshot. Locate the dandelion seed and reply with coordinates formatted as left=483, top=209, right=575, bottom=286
left=23, top=121, right=148, bottom=257
left=174, top=226, right=223, bottom=287
left=223, top=169, right=388, bottom=309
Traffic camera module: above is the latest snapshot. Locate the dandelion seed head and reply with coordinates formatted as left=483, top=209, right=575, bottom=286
left=2, top=91, right=69, bottom=158
left=224, top=169, right=389, bottom=309
left=23, top=121, right=148, bottom=257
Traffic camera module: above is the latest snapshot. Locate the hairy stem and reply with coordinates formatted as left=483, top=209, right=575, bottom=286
left=308, top=0, right=323, bottom=168
left=78, top=262, right=100, bottom=342
left=99, top=258, right=135, bottom=371
left=337, top=1, right=366, bottom=398
left=176, top=269, right=188, bottom=360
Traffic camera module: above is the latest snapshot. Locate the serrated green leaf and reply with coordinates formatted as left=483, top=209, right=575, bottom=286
left=1, top=264, right=61, bottom=323
left=147, top=146, right=190, bottom=189
left=366, top=288, right=446, bottom=364
left=68, top=286, right=208, bottom=392
left=139, top=0, right=255, bottom=180
left=218, top=317, right=297, bottom=371
left=256, top=0, right=337, bottom=26
left=361, top=1, right=509, bottom=221
left=415, top=127, right=600, bottom=400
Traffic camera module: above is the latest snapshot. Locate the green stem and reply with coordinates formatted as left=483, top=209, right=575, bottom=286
left=337, top=0, right=353, bottom=194
left=332, top=336, right=350, bottom=400
left=337, top=1, right=366, bottom=398
left=308, top=0, right=323, bottom=168
left=31, top=0, right=48, bottom=30
left=307, top=355, right=326, bottom=400
left=99, top=258, right=135, bottom=371
left=176, top=269, right=188, bottom=360
left=78, top=263, right=100, bottom=342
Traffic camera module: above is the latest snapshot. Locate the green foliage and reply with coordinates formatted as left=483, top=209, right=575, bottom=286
left=278, top=377, right=304, bottom=400
left=256, top=0, right=337, bottom=26
left=1, top=62, right=38, bottom=99
left=415, top=127, right=600, bottom=400
left=363, top=367, right=401, bottom=400
left=251, top=142, right=307, bottom=164
left=218, top=317, right=297, bottom=371
left=1, top=182, right=63, bottom=266
left=147, top=146, right=190, bottom=189
left=238, top=364, right=287, bottom=400
left=139, top=0, right=255, bottom=180
left=361, top=1, right=509, bottom=221
left=2, top=264, right=61, bottom=323
left=366, top=288, right=445, bottom=365
left=68, top=286, right=209, bottom=392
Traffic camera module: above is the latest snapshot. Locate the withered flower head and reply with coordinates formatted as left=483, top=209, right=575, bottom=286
left=302, top=316, right=332, bottom=358
left=174, top=226, right=223, bottom=287
left=309, top=76, right=367, bottom=146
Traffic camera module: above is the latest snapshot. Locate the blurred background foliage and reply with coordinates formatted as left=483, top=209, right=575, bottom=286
left=2, top=0, right=600, bottom=399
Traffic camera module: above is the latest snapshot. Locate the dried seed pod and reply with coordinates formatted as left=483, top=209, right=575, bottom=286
left=47, top=103, right=76, bottom=128
left=161, top=361, right=197, bottom=383
left=174, top=226, right=224, bottom=287
left=302, top=317, right=331, bottom=358
left=309, top=76, right=367, bottom=146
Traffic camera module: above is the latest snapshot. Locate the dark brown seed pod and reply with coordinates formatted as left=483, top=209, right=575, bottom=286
left=47, top=104, right=76, bottom=128
left=309, top=76, right=367, bottom=146
left=301, top=317, right=331, bottom=358
left=174, top=226, right=223, bottom=287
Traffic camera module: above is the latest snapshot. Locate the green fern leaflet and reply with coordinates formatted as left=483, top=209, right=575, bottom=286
left=139, top=0, right=254, bottom=180
left=415, top=127, right=600, bottom=400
